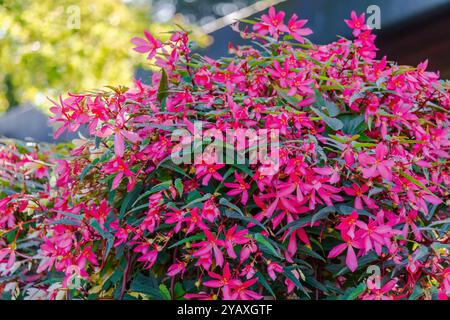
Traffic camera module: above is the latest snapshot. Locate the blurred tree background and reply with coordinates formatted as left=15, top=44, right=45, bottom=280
left=0, top=0, right=210, bottom=113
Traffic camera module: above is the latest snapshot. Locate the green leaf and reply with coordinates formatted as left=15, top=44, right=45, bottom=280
left=219, top=197, right=244, bottom=216
left=168, top=234, right=205, bottom=249
left=240, top=19, right=256, bottom=25
left=132, top=180, right=172, bottom=207
left=311, top=206, right=336, bottom=226
left=255, top=233, right=281, bottom=259
left=338, top=114, right=367, bottom=135
left=255, top=271, right=276, bottom=297
left=158, top=160, right=191, bottom=178
left=174, top=178, right=183, bottom=197
left=304, top=275, right=329, bottom=293
left=231, top=163, right=254, bottom=177
left=119, top=182, right=143, bottom=219
left=313, top=88, right=341, bottom=117
left=157, top=69, right=169, bottom=104
left=80, top=163, right=95, bottom=181
left=399, top=171, right=436, bottom=196
left=90, top=218, right=114, bottom=260
left=297, top=245, right=325, bottom=262
left=181, top=193, right=211, bottom=209
left=323, top=101, right=340, bottom=117
left=50, top=218, right=82, bottom=226
left=174, top=283, right=185, bottom=299
left=353, top=142, right=377, bottom=148
left=126, top=203, right=150, bottom=215
left=409, top=285, right=424, bottom=300
left=223, top=209, right=268, bottom=232
left=275, top=85, right=301, bottom=107
left=336, top=204, right=374, bottom=218
left=427, top=218, right=450, bottom=228
left=283, top=267, right=310, bottom=298
left=276, top=215, right=313, bottom=238
left=159, top=284, right=171, bottom=300
left=343, top=282, right=366, bottom=300
left=311, top=107, right=343, bottom=131
left=129, top=273, right=163, bottom=299
left=55, top=210, right=83, bottom=221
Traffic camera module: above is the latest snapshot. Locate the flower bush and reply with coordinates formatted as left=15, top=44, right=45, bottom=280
left=0, top=8, right=449, bottom=300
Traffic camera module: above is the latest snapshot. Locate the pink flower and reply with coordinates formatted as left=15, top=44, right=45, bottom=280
left=165, top=209, right=185, bottom=233
left=0, top=248, right=16, bottom=270
left=439, top=268, right=450, bottom=298
left=167, top=261, right=186, bottom=277
left=195, top=163, right=225, bottom=186
left=49, top=95, right=90, bottom=138
left=240, top=264, right=256, bottom=280
left=253, top=7, right=289, bottom=39
left=336, top=210, right=359, bottom=238
left=240, top=241, right=258, bottom=262
left=284, top=269, right=301, bottom=293
left=224, top=172, right=250, bottom=205
left=194, top=67, right=213, bottom=90
left=75, top=246, right=98, bottom=271
left=102, top=157, right=134, bottom=190
left=184, top=292, right=215, bottom=300
left=131, top=30, right=162, bottom=60
left=287, top=74, right=314, bottom=97
left=344, top=11, right=367, bottom=36
left=267, top=60, right=292, bottom=87
left=287, top=14, right=313, bottom=43
left=402, top=210, right=423, bottom=241
left=203, top=264, right=238, bottom=299
left=267, top=262, right=283, bottom=281
left=386, top=74, right=406, bottom=93
left=358, top=143, right=395, bottom=181
left=355, top=218, right=393, bottom=256
left=191, top=230, right=225, bottom=268
left=228, top=278, right=263, bottom=300
left=202, top=199, right=220, bottom=223
left=96, top=111, right=141, bottom=158
left=224, top=225, right=250, bottom=259
left=3, top=6, right=449, bottom=302
left=312, top=166, right=340, bottom=184
left=364, top=279, right=397, bottom=300
left=184, top=207, right=208, bottom=235
left=342, top=183, right=377, bottom=209
left=134, top=243, right=159, bottom=269
left=328, top=234, right=361, bottom=272
left=212, top=63, right=246, bottom=93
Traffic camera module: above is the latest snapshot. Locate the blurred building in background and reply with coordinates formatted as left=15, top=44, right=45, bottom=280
left=1, top=0, right=449, bottom=142
left=197, top=0, right=450, bottom=77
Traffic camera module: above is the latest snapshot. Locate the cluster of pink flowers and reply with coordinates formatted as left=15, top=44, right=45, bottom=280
left=0, top=8, right=449, bottom=300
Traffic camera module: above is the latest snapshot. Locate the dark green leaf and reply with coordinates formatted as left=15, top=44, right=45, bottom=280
left=157, top=69, right=169, bottom=103
left=283, top=267, right=310, bottom=298
left=168, top=234, right=205, bottom=249
left=311, top=107, right=343, bottom=131
left=311, top=206, right=336, bottom=226
left=255, top=233, right=282, bottom=259
left=120, top=182, right=143, bottom=219
left=255, top=271, right=276, bottom=297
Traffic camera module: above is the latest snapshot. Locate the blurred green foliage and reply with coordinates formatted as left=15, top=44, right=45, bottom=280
left=0, top=0, right=210, bottom=112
